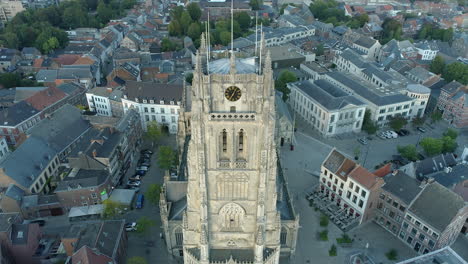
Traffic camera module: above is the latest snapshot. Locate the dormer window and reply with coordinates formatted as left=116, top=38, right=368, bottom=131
left=160, top=100, right=164, bottom=104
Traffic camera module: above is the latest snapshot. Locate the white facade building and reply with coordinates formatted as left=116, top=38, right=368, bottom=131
left=289, top=79, right=366, bottom=136
left=122, top=81, right=183, bottom=134
left=86, top=87, right=113, bottom=116
left=0, top=136, right=10, bottom=162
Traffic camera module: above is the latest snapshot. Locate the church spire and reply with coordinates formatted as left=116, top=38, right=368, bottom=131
left=229, top=51, right=236, bottom=74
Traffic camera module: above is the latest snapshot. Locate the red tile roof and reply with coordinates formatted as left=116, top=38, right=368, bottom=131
left=25, top=86, right=67, bottom=111
left=72, top=246, right=113, bottom=264
left=54, top=54, right=81, bottom=66
left=33, top=58, right=44, bottom=68
left=73, top=56, right=95, bottom=65
left=373, top=163, right=392, bottom=177
left=349, top=165, right=381, bottom=190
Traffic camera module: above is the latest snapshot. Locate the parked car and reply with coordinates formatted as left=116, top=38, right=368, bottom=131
left=127, top=180, right=141, bottom=187
left=125, top=222, right=137, bottom=231
left=140, top=149, right=153, bottom=155
left=417, top=127, right=426, bottom=133
left=136, top=170, right=146, bottom=176
left=139, top=158, right=150, bottom=163
left=400, top=129, right=410, bottom=136
left=129, top=175, right=142, bottom=181
left=377, top=132, right=387, bottom=139
left=141, top=154, right=151, bottom=159
left=138, top=161, right=150, bottom=167
left=30, top=220, right=46, bottom=226
left=357, top=138, right=368, bottom=145
left=136, top=166, right=149, bottom=171
left=136, top=194, right=144, bottom=209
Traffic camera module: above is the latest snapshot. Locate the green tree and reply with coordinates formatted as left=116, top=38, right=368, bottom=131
left=185, top=72, right=193, bottom=85
left=1, top=33, right=20, bottom=49
left=442, top=62, right=468, bottom=84
left=219, top=31, right=231, bottom=46
left=381, top=18, right=403, bottom=44
left=420, top=137, right=443, bottom=156
left=187, top=23, right=202, bottom=41
left=144, top=121, right=162, bottom=143
left=362, top=110, right=378, bottom=134
left=145, top=184, right=161, bottom=205
left=0, top=73, right=21, bottom=88
left=102, top=200, right=124, bottom=219
left=180, top=11, right=192, bottom=34
left=443, top=128, right=458, bottom=140
left=389, top=115, right=407, bottom=131
left=397, top=144, right=418, bottom=161
left=187, top=2, right=202, bottom=21
left=442, top=136, right=457, bottom=153
left=136, top=216, right=156, bottom=236
left=121, top=0, right=136, bottom=9
left=249, top=0, right=261, bottom=10
left=275, top=70, right=297, bottom=101
left=97, top=0, right=113, bottom=24
left=158, top=146, right=177, bottom=170
left=430, top=55, right=445, bottom=74
left=168, top=20, right=182, bottom=36
left=235, top=12, right=251, bottom=31
left=431, top=110, right=442, bottom=123
left=42, top=37, right=59, bottom=54
left=386, top=249, right=398, bottom=260
left=315, top=44, right=324, bottom=56
left=412, top=116, right=425, bottom=127
left=170, top=6, right=184, bottom=21
left=161, top=37, right=178, bottom=52
left=329, top=244, right=337, bottom=256
left=128, top=256, right=147, bottom=264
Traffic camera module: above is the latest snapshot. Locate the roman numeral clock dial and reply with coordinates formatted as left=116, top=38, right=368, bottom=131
left=225, top=86, right=241, bottom=102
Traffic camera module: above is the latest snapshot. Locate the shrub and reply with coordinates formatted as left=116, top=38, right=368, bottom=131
left=336, top=234, right=352, bottom=244
left=319, top=214, right=329, bottom=227
left=386, top=249, right=398, bottom=260
left=329, top=244, right=337, bottom=256
left=319, top=230, right=328, bottom=241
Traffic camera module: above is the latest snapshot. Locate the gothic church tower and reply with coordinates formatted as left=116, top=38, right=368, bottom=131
left=182, top=34, right=284, bottom=264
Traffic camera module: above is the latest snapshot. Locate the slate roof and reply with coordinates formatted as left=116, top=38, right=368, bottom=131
left=325, top=72, right=413, bottom=106
left=409, top=182, right=466, bottom=232
left=121, top=62, right=140, bottom=78
left=407, top=67, right=434, bottom=81
left=415, top=154, right=457, bottom=179
left=0, top=101, right=40, bottom=127
left=58, top=67, right=93, bottom=79
left=4, top=184, right=25, bottom=202
left=0, top=213, right=20, bottom=232
left=209, top=57, right=256, bottom=74
left=11, top=224, right=30, bottom=245
left=441, top=80, right=464, bottom=94
left=275, top=94, right=292, bottom=122
left=13, top=87, right=47, bottom=102
left=431, top=164, right=468, bottom=188
left=168, top=196, right=187, bottom=220
left=291, top=79, right=364, bottom=111
left=407, top=84, right=431, bottom=94
left=57, top=82, right=84, bottom=95
left=55, top=169, right=109, bottom=191
left=340, top=49, right=367, bottom=68
left=354, top=36, right=377, bottom=49
left=383, top=171, right=423, bottom=205
left=36, top=69, right=58, bottom=82
left=0, top=137, right=56, bottom=189
left=28, top=104, right=91, bottom=153
left=124, top=80, right=183, bottom=103
left=72, top=246, right=113, bottom=264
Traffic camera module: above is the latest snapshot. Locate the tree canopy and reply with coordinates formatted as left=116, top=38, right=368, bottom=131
left=158, top=146, right=177, bottom=170
left=420, top=137, right=443, bottom=156
left=102, top=200, right=124, bottom=219
left=187, top=2, right=202, bottom=21
left=442, top=62, right=468, bottom=85
left=128, top=257, right=148, bottom=264
left=0, top=0, right=136, bottom=52
left=362, top=110, right=378, bottom=134
left=381, top=18, right=403, bottom=44
left=389, top=115, right=407, bottom=131
left=397, top=144, right=418, bottom=161
left=430, top=55, right=445, bottom=75
left=443, top=128, right=458, bottom=140
left=309, top=0, right=368, bottom=27
left=144, top=121, right=163, bottom=143
left=145, top=184, right=161, bottom=205
left=136, top=216, right=156, bottom=236
left=417, top=24, right=453, bottom=42
left=275, top=70, right=297, bottom=101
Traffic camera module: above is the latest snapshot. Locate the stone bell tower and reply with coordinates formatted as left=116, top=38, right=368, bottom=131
left=182, top=34, right=283, bottom=264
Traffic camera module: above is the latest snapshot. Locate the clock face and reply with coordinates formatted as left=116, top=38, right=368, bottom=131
left=225, top=86, right=242, bottom=102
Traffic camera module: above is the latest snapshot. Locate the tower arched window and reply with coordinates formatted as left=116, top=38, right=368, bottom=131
left=238, top=129, right=244, bottom=152
left=222, top=129, right=227, bottom=153
left=280, top=227, right=288, bottom=246
left=174, top=227, right=183, bottom=246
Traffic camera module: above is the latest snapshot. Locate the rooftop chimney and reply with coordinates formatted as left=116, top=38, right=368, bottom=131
left=92, top=149, right=97, bottom=158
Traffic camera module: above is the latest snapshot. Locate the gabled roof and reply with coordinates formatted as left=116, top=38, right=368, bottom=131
left=354, top=36, right=378, bottom=49
left=124, top=80, right=183, bottom=103
left=4, top=184, right=25, bottom=202
left=24, top=86, right=67, bottom=111
left=0, top=101, right=40, bottom=127
left=383, top=171, right=423, bottom=205
left=72, top=246, right=113, bottom=264
left=409, top=182, right=465, bottom=232
left=55, top=169, right=109, bottom=192
left=0, top=137, right=56, bottom=190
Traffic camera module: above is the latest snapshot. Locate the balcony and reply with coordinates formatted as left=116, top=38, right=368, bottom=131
left=209, top=113, right=256, bottom=121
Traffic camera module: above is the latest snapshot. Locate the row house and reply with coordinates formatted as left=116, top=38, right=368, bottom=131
left=436, top=81, right=468, bottom=128
left=376, top=170, right=468, bottom=255
left=122, top=81, right=183, bottom=134
left=0, top=137, right=60, bottom=194
left=406, top=67, right=439, bottom=86
left=86, top=87, right=127, bottom=118
left=289, top=79, right=366, bottom=137
left=246, top=26, right=315, bottom=48
left=351, top=36, right=381, bottom=61
left=0, top=101, right=42, bottom=145
left=319, top=149, right=384, bottom=225
left=62, top=220, right=127, bottom=264
left=323, top=72, right=426, bottom=126
left=414, top=41, right=439, bottom=61
left=55, top=168, right=112, bottom=209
